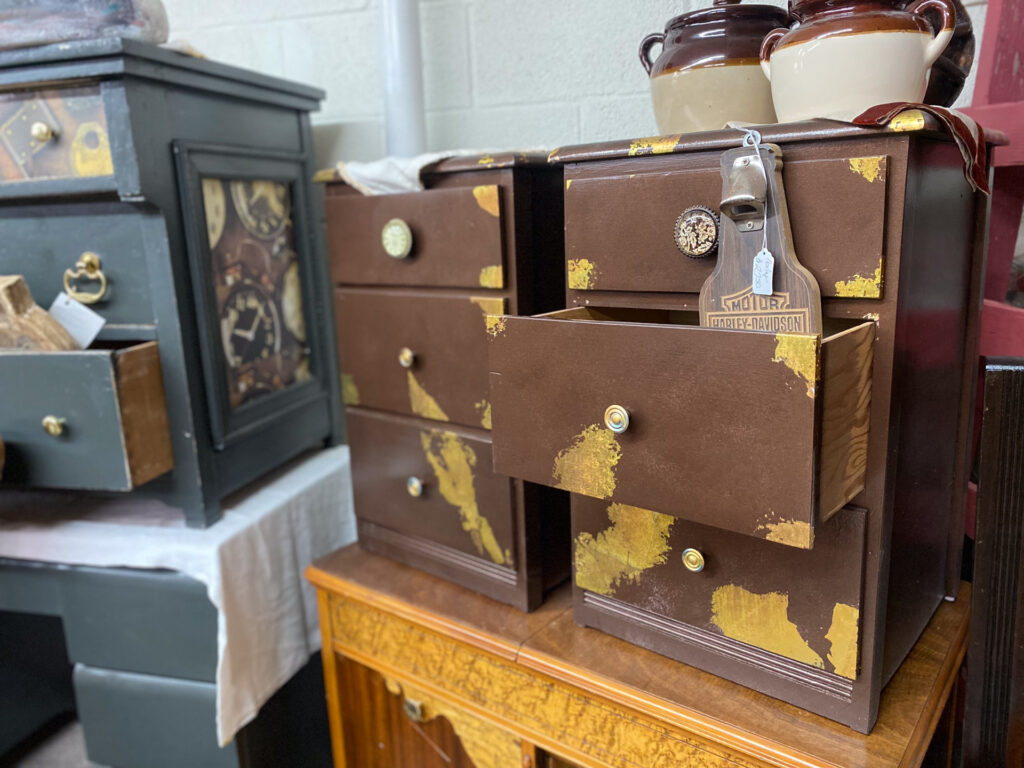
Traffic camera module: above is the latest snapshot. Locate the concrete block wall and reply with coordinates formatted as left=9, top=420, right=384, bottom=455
left=163, top=0, right=988, bottom=165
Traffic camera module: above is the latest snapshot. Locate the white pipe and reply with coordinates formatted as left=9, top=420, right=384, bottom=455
left=380, top=0, right=427, bottom=157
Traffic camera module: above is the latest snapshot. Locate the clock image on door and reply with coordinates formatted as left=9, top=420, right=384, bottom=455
left=202, top=177, right=310, bottom=409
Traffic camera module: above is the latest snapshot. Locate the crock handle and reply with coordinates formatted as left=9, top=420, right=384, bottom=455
left=639, top=32, right=665, bottom=76
left=759, top=28, right=788, bottom=82
left=905, top=0, right=955, bottom=68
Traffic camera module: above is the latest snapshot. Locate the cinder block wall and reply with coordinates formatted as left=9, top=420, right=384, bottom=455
left=163, top=0, right=988, bottom=164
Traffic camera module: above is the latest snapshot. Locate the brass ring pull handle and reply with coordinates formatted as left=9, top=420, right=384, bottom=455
left=604, top=405, right=630, bottom=434
left=406, top=476, right=424, bottom=497
left=30, top=121, right=57, bottom=144
left=41, top=415, right=66, bottom=437
left=682, top=548, right=705, bottom=573
left=63, top=252, right=108, bottom=304
left=381, top=218, right=413, bottom=259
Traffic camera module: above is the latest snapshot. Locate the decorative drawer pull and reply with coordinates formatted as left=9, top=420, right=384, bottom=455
left=675, top=206, right=719, bottom=259
left=30, top=121, right=56, bottom=144
left=402, top=698, right=425, bottom=722
left=406, top=476, right=424, bottom=497
left=41, top=415, right=66, bottom=437
left=604, top=404, right=630, bottom=434
left=381, top=218, right=413, bottom=259
left=682, top=548, right=705, bottom=573
left=398, top=346, right=416, bottom=369
left=63, top=252, right=108, bottom=304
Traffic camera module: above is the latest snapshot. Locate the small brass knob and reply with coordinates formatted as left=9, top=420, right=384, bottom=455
left=398, top=347, right=416, bottom=369
left=604, top=404, right=629, bottom=434
left=674, top=206, right=719, bottom=259
left=381, top=218, right=413, bottom=259
left=41, top=415, right=66, bottom=437
left=406, top=476, right=423, bottom=497
left=682, top=548, right=705, bottom=573
left=30, top=121, right=55, bottom=143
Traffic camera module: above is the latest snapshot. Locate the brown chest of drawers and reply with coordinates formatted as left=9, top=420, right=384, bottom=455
left=488, top=121, right=990, bottom=731
left=325, top=153, right=569, bottom=611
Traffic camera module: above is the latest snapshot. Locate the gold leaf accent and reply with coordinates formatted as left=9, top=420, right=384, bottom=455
left=565, top=179, right=573, bottom=190
left=552, top=424, right=621, bottom=499
left=478, top=155, right=496, bottom=165
left=479, top=265, right=504, bottom=289
left=341, top=373, right=360, bottom=406
left=420, top=430, right=506, bottom=565
left=476, top=399, right=492, bottom=430
left=889, top=109, right=926, bottom=132
left=471, top=296, right=505, bottom=317
left=567, top=258, right=596, bottom=290
left=408, top=372, right=449, bottom=421
left=826, top=603, right=860, bottom=679
left=473, top=185, right=500, bottom=217
left=772, top=333, right=820, bottom=399
left=863, top=312, right=880, bottom=322
left=628, top=134, right=682, bottom=157
left=759, top=519, right=814, bottom=549
left=834, top=262, right=883, bottom=299
left=711, top=585, right=825, bottom=669
left=848, top=156, right=884, bottom=183
left=574, top=503, right=674, bottom=596
left=485, top=315, right=507, bottom=338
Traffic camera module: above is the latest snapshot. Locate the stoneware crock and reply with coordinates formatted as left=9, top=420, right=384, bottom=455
left=639, top=0, right=789, bottom=134
left=759, top=0, right=956, bottom=123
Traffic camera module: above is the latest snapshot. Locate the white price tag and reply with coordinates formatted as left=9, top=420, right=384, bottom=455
left=48, top=292, right=106, bottom=348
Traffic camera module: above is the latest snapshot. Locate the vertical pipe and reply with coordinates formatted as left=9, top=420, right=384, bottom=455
left=380, top=0, right=428, bottom=156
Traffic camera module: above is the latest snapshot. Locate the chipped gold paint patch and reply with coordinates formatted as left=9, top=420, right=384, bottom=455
left=760, top=519, right=814, bottom=549
left=575, top=503, right=674, bottom=596
left=485, top=315, right=507, bottom=338
left=711, top=585, right=825, bottom=669
left=565, top=179, right=572, bottom=190
left=863, top=312, right=880, bottom=322
left=889, top=109, right=926, bottom=132
left=772, top=333, right=820, bottom=399
left=471, top=295, right=505, bottom=319
left=407, top=371, right=449, bottom=421
left=479, top=265, right=504, bottom=289
left=420, top=430, right=507, bottom=565
left=835, top=262, right=883, bottom=299
left=473, top=185, right=500, bottom=217
left=567, top=258, right=596, bottom=290
left=826, top=603, right=860, bottom=679
left=553, top=424, right=621, bottom=499
left=476, top=399, right=492, bottom=430
left=478, top=155, right=496, bottom=165
left=848, top=156, right=884, bottom=183
left=628, top=135, right=682, bottom=157
left=340, top=373, right=360, bottom=406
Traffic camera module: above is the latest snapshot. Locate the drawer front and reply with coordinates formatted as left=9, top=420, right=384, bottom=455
left=336, top=290, right=502, bottom=430
left=348, top=409, right=516, bottom=569
left=565, top=155, right=888, bottom=298
left=489, top=309, right=873, bottom=548
left=573, top=496, right=866, bottom=680
left=0, top=342, right=173, bottom=491
left=0, top=203, right=153, bottom=326
left=0, top=85, right=114, bottom=185
left=328, top=185, right=506, bottom=289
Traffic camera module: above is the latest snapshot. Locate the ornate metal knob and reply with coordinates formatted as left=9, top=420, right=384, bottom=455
left=682, top=548, right=705, bottom=573
left=398, top=347, right=416, bottom=369
left=63, top=252, right=108, bottom=304
left=381, top=218, right=413, bottom=259
left=41, top=415, right=66, bottom=437
left=30, top=121, right=56, bottom=143
left=604, top=405, right=629, bottom=434
left=406, top=476, right=423, bottom=497
left=674, top=206, right=720, bottom=259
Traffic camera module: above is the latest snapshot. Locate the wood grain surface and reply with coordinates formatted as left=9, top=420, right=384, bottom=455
left=113, top=341, right=173, bottom=487
left=0, top=275, right=78, bottom=350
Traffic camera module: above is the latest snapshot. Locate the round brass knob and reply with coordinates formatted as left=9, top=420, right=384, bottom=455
left=41, top=415, right=66, bottom=437
left=674, top=206, right=719, bottom=259
left=682, top=548, right=705, bottom=573
left=406, top=476, right=423, bottom=497
left=398, top=347, right=416, bottom=369
left=381, top=218, right=413, bottom=259
left=30, top=121, right=55, bottom=143
left=604, top=404, right=629, bottom=434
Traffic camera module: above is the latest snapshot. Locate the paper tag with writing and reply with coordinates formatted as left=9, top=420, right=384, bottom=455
left=48, top=292, right=105, bottom=348
left=752, top=248, right=775, bottom=296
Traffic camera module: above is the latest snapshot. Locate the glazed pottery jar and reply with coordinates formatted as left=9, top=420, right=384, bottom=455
left=639, top=0, right=789, bottom=134
left=760, top=0, right=956, bottom=123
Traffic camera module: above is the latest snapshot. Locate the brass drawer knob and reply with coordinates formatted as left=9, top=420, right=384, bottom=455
left=682, top=548, right=705, bottom=573
left=406, top=476, right=424, bottom=497
left=604, top=404, right=629, bottom=434
left=41, top=415, right=66, bottom=437
left=398, top=347, right=416, bottom=369
left=63, top=252, right=108, bottom=304
left=674, top=206, right=719, bottom=259
left=381, top=218, right=413, bottom=259
left=30, top=121, right=56, bottom=144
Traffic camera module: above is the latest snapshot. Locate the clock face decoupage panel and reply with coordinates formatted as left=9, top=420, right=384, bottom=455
left=201, top=177, right=311, bottom=410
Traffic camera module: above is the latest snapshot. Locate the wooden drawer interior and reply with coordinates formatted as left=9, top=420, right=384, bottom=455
left=0, top=341, right=173, bottom=491
left=489, top=307, right=874, bottom=549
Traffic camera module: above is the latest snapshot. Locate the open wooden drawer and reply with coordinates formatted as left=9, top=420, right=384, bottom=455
left=0, top=341, right=173, bottom=491
left=488, top=308, right=873, bottom=549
